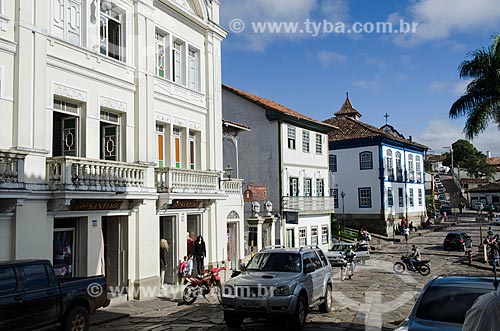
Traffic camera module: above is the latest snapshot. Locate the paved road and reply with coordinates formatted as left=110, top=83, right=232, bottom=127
left=96, top=216, right=498, bottom=331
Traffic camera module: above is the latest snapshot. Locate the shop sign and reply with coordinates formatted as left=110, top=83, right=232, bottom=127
left=72, top=200, right=124, bottom=211
left=285, top=211, right=299, bottom=224
left=244, top=185, right=268, bottom=202
left=170, top=200, right=203, bottom=209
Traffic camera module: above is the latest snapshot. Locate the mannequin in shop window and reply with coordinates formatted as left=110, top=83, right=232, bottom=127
left=160, top=239, right=169, bottom=290
left=194, top=235, right=206, bottom=275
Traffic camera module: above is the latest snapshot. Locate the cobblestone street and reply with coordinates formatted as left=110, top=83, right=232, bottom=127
left=95, top=214, right=498, bottom=331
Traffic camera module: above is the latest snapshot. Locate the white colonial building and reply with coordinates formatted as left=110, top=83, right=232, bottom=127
left=0, top=0, right=243, bottom=300
left=222, top=85, right=335, bottom=253
left=324, top=95, right=428, bottom=235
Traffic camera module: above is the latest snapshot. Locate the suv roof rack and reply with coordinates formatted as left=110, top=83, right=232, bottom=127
left=262, top=245, right=286, bottom=250
left=299, top=245, right=319, bottom=251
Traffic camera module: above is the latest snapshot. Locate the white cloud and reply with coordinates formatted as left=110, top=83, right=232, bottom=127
left=315, top=50, right=348, bottom=67
left=452, top=80, right=471, bottom=96
left=391, top=0, right=500, bottom=47
left=416, top=119, right=500, bottom=156
left=221, top=0, right=350, bottom=51
left=353, top=76, right=383, bottom=90
left=427, top=81, right=447, bottom=92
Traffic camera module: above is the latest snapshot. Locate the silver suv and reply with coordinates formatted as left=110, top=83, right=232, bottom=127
left=221, top=246, right=333, bottom=330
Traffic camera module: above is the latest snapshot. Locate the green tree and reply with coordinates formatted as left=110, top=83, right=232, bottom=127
left=442, top=139, right=495, bottom=179
left=449, top=34, right=500, bottom=139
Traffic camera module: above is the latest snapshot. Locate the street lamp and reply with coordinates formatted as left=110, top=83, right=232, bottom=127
left=224, top=164, right=233, bottom=180
left=341, top=191, right=346, bottom=233
left=443, top=146, right=454, bottom=178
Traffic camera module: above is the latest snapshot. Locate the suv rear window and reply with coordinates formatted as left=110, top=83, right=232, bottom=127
left=416, top=286, right=491, bottom=324
left=446, top=234, right=460, bottom=240
left=0, top=267, right=17, bottom=293
left=247, top=253, right=301, bottom=273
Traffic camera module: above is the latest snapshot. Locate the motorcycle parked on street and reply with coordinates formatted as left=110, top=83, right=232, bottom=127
left=182, top=264, right=226, bottom=304
left=393, top=254, right=431, bottom=276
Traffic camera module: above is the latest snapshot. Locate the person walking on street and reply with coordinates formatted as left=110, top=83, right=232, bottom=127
left=194, top=235, right=206, bottom=276
left=159, top=239, right=169, bottom=289
left=403, top=226, right=410, bottom=243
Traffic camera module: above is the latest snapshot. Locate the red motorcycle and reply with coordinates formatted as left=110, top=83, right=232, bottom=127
left=182, top=264, right=226, bottom=304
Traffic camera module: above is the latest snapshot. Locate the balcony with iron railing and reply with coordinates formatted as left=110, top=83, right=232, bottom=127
left=282, top=196, right=335, bottom=214
left=46, top=156, right=147, bottom=192
left=0, top=149, right=27, bottom=189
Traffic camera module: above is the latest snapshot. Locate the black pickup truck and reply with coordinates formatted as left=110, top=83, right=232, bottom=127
left=0, top=259, right=110, bottom=331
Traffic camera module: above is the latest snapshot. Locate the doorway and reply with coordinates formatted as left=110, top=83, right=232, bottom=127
left=187, top=214, right=201, bottom=240
left=286, top=229, right=295, bottom=248
left=227, top=223, right=238, bottom=270
left=102, top=216, right=128, bottom=289
left=160, top=216, right=176, bottom=284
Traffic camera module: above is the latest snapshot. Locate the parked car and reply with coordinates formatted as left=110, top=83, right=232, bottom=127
left=443, top=232, right=472, bottom=251
left=0, top=259, right=110, bottom=331
left=395, top=276, right=496, bottom=331
left=437, top=187, right=445, bottom=194
left=325, top=242, right=370, bottom=266
left=472, top=201, right=484, bottom=210
left=221, top=246, right=333, bottom=330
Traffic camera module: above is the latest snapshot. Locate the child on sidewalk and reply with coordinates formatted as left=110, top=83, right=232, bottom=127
left=179, top=256, right=188, bottom=284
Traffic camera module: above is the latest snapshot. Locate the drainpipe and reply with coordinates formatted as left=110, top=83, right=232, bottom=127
left=278, top=120, right=284, bottom=246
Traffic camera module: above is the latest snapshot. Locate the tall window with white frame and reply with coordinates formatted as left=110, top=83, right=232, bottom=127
left=321, top=225, right=328, bottom=244
left=304, top=178, right=312, bottom=197
left=418, top=188, right=423, bottom=206
left=359, top=187, right=372, bottom=208
left=189, top=131, right=196, bottom=170
left=302, top=130, right=309, bottom=153
left=415, top=156, right=422, bottom=182
left=409, top=188, right=414, bottom=206
left=408, top=154, right=415, bottom=181
left=388, top=187, right=393, bottom=207
left=52, top=0, right=83, bottom=46
left=311, top=227, right=318, bottom=245
left=316, top=178, right=324, bottom=197
left=53, top=99, right=81, bottom=157
left=100, top=110, right=120, bottom=161
left=173, top=127, right=181, bottom=168
left=395, top=152, right=403, bottom=181
left=398, top=187, right=404, bottom=207
left=172, top=40, right=185, bottom=85
left=299, top=228, right=307, bottom=246
left=155, top=30, right=169, bottom=78
left=386, top=150, right=394, bottom=180
left=156, top=123, right=165, bottom=168
left=287, top=126, right=296, bottom=150
left=289, top=177, right=299, bottom=196
left=333, top=189, right=339, bottom=208
left=315, top=134, right=322, bottom=154
left=188, top=47, right=200, bottom=91
left=100, top=2, right=124, bottom=61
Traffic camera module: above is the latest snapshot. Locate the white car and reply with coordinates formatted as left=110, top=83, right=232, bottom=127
left=472, top=202, right=484, bottom=210
left=325, top=242, right=370, bottom=266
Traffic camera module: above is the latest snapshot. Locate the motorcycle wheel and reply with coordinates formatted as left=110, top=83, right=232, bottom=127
left=214, top=282, right=223, bottom=304
left=393, top=262, right=405, bottom=274
left=182, top=285, right=199, bottom=305
left=418, top=264, right=431, bottom=276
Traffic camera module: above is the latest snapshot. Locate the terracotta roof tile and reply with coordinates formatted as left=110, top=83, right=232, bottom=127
left=335, top=94, right=362, bottom=118
left=486, top=157, right=500, bottom=166
left=468, top=182, right=500, bottom=193
left=223, top=84, right=336, bottom=129
left=323, top=114, right=427, bottom=149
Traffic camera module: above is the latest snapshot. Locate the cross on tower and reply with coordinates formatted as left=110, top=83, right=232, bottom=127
left=384, top=113, right=390, bottom=125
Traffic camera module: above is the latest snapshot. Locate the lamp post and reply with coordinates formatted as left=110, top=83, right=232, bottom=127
left=443, top=146, right=454, bottom=179
left=341, top=191, right=346, bottom=233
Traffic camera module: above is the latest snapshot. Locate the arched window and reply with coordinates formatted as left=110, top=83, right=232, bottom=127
left=408, top=154, right=415, bottom=181
left=359, top=151, right=373, bottom=170
left=395, top=152, right=403, bottom=181
left=415, top=156, right=422, bottom=182
left=386, top=150, right=394, bottom=180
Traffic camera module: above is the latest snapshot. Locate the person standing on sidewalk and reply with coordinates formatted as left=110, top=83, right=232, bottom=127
left=160, top=239, right=169, bottom=289
left=194, top=235, right=206, bottom=276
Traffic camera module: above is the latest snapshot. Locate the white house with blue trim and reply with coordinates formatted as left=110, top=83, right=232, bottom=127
left=324, top=95, right=428, bottom=235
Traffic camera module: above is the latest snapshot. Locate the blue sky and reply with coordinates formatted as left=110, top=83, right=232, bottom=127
left=220, top=0, right=500, bottom=157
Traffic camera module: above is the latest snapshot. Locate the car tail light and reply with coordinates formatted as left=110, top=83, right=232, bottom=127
left=460, top=239, right=464, bottom=243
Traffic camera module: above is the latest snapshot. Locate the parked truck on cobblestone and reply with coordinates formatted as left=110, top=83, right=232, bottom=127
left=221, top=245, right=333, bottom=330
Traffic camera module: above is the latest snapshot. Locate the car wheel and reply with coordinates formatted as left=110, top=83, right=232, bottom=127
left=289, top=295, right=307, bottom=330
left=224, top=312, right=243, bottom=328
left=319, top=285, right=332, bottom=313
left=63, top=305, right=90, bottom=331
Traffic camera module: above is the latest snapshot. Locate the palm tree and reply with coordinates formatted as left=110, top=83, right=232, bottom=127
left=449, top=34, right=500, bottom=139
